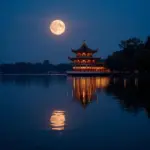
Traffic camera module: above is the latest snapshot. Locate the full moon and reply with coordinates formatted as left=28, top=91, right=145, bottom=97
left=50, top=20, right=65, bottom=35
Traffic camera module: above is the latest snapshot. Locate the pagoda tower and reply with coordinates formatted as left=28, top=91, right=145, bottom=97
left=68, top=41, right=109, bottom=73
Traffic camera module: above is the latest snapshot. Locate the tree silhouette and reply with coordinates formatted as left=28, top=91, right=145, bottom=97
left=0, top=61, right=72, bottom=74
left=106, top=36, right=150, bottom=72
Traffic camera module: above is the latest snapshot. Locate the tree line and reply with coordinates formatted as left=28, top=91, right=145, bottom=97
left=106, top=36, right=150, bottom=72
left=0, top=60, right=72, bottom=74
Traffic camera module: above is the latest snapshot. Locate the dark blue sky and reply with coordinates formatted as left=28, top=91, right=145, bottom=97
left=0, top=0, right=150, bottom=63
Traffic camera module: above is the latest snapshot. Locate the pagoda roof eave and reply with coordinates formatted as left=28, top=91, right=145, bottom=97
left=74, top=63, right=105, bottom=66
left=72, top=49, right=98, bottom=53
left=71, top=41, right=99, bottom=53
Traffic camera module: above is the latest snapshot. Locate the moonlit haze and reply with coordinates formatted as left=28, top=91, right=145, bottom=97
left=0, top=0, right=150, bottom=63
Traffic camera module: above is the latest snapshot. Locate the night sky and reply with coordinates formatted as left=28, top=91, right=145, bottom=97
left=0, top=0, right=150, bottom=64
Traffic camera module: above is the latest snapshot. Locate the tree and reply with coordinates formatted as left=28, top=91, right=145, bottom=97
left=43, top=60, right=50, bottom=65
left=106, top=37, right=144, bottom=72
left=144, top=36, right=150, bottom=50
left=119, top=37, right=143, bottom=50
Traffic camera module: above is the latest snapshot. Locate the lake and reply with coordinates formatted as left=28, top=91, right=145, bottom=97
left=0, top=75, right=150, bottom=150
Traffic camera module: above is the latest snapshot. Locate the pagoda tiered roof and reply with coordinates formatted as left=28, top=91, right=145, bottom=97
left=72, top=41, right=98, bottom=53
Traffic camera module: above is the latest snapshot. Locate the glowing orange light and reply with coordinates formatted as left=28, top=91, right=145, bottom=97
left=50, top=110, right=66, bottom=131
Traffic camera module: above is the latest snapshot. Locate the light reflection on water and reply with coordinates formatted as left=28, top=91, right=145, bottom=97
left=50, top=110, right=66, bottom=131
left=71, top=77, right=110, bottom=107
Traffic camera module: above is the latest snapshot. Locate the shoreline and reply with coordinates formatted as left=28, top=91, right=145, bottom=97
left=0, top=72, right=149, bottom=77
left=0, top=74, right=67, bottom=76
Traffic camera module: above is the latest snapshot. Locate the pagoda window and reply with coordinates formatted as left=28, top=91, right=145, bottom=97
left=96, top=67, right=99, bottom=71
left=77, top=53, right=81, bottom=57
left=87, top=60, right=91, bottom=63
left=82, top=53, right=86, bottom=56
left=81, top=60, right=86, bottom=64
left=87, top=53, right=92, bottom=57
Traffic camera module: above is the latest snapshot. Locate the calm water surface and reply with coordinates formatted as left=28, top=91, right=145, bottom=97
left=0, top=75, right=150, bottom=150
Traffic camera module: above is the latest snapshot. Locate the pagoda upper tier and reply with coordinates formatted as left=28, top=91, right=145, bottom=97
left=72, top=41, right=98, bottom=54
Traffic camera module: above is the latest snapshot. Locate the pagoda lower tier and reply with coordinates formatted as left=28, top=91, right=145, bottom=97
left=72, top=65, right=109, bottom=72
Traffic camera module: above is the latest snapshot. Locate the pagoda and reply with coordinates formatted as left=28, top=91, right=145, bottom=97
left=67, top=41, right=110, bottom=75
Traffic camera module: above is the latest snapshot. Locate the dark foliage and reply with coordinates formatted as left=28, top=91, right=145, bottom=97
left=0, top=60, right=72, bottom=74
left=106, top=36, right=150, bottom=72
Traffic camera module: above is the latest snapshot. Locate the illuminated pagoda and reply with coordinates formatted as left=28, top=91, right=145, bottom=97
left=67, top=41, right=110, bottom=75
